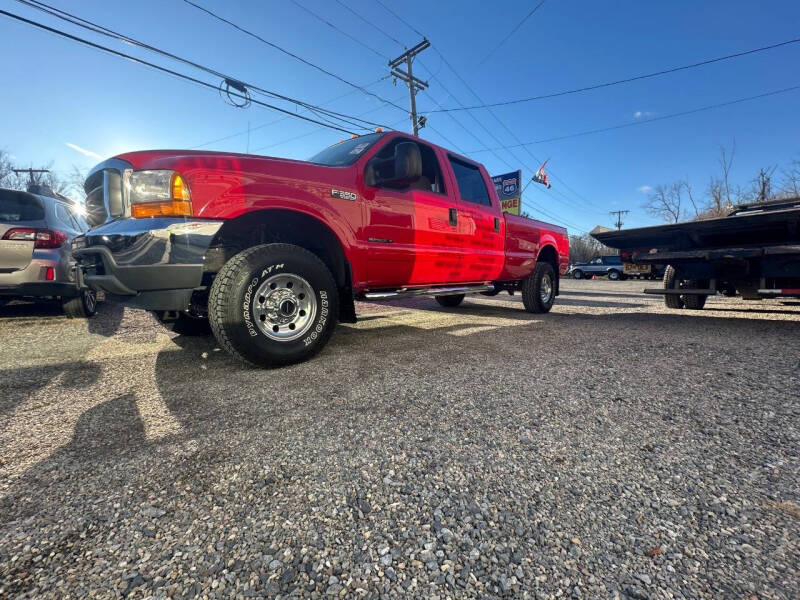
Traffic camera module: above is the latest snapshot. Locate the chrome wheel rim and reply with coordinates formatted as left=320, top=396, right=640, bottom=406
left=540, top=274, right=553, bottom=304
left=252, top=273, right=317, bottom=342
left=85, top=290, right=96, bottom=312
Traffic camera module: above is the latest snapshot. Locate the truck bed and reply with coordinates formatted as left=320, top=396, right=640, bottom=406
left=593, top=198, right=800, bottom=252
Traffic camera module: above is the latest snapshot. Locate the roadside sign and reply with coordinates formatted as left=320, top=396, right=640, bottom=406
left=492, top=170, right=521, bottom=215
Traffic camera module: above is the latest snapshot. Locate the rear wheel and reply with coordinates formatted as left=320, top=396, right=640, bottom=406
left=663, top=265, right=684, bottom=309
left=63, top=289, right=97, bottom=318
left=683, top=279, right=708, bottom=310
left=209, top=243, right=338, bottom=367
left=435, top=294, right=465, bottom=307
left=522, top=262, right=556, bottom=313
left=607, top=269, right=621, bottom=281
left=572, top=269, right=584, bottom=280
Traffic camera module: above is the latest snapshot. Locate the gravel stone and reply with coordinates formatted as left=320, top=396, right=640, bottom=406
left=0, top=281, right=798, bottom=599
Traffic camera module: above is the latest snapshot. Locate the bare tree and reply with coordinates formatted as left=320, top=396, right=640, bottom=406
left=569, top=234, right=614, bottom=264
left=643, top=183, right=683, bottom=223
left=683, top=179, right=699, bottom=218
left=718, top=141, right=735, bottom=207
left=0, top=150, right=14, bottom=188
left=778, top=158, right=800, bottom=199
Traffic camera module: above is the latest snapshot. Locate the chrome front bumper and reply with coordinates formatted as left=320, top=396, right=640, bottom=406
left=73, top=218, right=223, bottom=311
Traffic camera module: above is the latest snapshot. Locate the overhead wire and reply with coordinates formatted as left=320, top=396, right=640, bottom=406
left=0, top=8, right=361, bottom=134
left=430, top=36, right=800, bottom=112
left=14, top=0, right=391, bottom=130
left=464, top=83, right=800, bottom=151
left=181, top=0, right=407, bottom=113
left=477, top=0, right=548, bottom=67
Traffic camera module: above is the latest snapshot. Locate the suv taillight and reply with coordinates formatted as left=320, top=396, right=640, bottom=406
left=2, top=228, right=68, bottom=249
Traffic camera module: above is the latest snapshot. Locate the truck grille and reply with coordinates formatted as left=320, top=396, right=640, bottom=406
left=83, top=160, right=129, bottom=227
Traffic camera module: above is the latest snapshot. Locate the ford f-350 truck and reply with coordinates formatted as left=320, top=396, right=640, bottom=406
left=74, top=131, right=569, bottom=366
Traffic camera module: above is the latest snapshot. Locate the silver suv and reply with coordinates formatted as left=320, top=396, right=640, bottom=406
left=569, top=255, right=624, bottom=280
left=0, top=188, right=97, bottom=317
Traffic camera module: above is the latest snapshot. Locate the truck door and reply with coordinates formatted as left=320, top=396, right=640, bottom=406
left=445, top=155, right=505, bottom=282
left=361, top=137, right=465, bottom=286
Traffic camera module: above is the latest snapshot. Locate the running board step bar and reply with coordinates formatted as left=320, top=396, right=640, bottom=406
left=363, top=284, right=494, bottom=300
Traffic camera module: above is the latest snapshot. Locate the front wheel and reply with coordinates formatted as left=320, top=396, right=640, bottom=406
left=209, top=244, right=339, bottom=367
left=63, top=289, right=97, bottom=318
left=522, top=262, right=556, bottom=313
left=435, top=294, right=465, bottom=307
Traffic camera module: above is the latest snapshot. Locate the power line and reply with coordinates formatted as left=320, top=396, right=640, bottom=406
left=181, top=0, right=406, bottom=113
left=370, top=0, right=600, bottom=223
left=465, top=83, right=800, bottom=151
left=429, top=36, right=800, bottom=112
left=288, top=0, right=389, bottom=61
left=14, top=0, right=387, bottom=131
left=477, top=0, right=547, bottom=67
left=373, top=0, right=425, bottom=39
left=191, top=78, right=390, bottom=149
left=0, top=8, right=361, bottom=135
left=332, top=0, right=405, bottom=48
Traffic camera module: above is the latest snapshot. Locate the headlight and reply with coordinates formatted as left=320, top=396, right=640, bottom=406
left=128, top=170, right=192, bottom=218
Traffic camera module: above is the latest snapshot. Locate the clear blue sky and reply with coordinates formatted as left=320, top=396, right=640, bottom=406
left=2, top=0, right=799, bottom=233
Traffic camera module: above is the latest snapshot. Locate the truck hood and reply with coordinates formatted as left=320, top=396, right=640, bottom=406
left=115, top=149, right=329, bottom=176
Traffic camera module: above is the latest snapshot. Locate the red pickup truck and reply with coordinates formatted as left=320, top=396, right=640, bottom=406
left=74, top=131, right=569, bottom=366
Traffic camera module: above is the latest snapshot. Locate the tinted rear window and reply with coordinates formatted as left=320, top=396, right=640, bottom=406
left=448, top=156, right=491, bottom=206
left=0, top=191, right=45, bottom=222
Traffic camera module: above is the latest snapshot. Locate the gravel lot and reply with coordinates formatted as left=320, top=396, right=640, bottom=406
left=1, top=279, right=798, bottom=599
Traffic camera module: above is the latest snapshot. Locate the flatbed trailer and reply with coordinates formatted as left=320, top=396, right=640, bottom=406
left=592, top=198, right=800, bottom=309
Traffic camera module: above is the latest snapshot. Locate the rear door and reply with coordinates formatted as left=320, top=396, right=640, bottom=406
left=362, top=136, right=466, bottom=286
left=445, top=155, right=505, bottom=282
left=0, top=190, right=46, bottom=272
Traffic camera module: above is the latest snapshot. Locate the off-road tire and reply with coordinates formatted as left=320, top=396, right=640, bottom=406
left=663, top=265, right=684, bottom=309
left=683, top=280, right=708, bottom=310
left=208, top=243, right=338, bottom=367
left=572, top=269, right=584, bottom=280
left=522, top=262, right=556, bottom=313
left=154, top=311, right=212, bottom=336
left=435, top=294, right=465, bottom=307
left=608, top=269, right=621, bottom=281
left=63, top=289, right=97, bottom=318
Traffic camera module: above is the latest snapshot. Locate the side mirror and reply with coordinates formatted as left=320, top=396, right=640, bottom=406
left=368, top=142, right=422, bottom=188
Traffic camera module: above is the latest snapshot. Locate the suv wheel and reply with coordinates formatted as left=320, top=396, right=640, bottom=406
left=209, top=243, right=338, bottom=367
left=435, top=294, right=465, bottom=307
left=522, top=262, right=556, bottom=313
left=572, top=269, right=584, bottom=279
left=63, top=289, right=97, bottom=318
left=607, top=269, right=621, bottom=281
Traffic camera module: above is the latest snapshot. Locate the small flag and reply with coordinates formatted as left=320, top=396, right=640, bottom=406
left=533, top=160, right=551, bottom=188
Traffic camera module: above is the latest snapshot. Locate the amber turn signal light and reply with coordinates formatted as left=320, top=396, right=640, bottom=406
left=131, top=200, right=192, bottom=218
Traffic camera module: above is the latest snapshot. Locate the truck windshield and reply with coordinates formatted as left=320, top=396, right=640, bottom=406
left=308, top=132, right=385, bottom=166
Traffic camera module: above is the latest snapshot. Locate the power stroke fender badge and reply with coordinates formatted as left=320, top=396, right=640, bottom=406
left=331, top=189, right=357, bottom=201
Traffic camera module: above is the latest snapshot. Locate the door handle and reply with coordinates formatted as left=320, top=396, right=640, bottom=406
left=494, top=217, right=500, bottom=232
left=449, top=208, right=458, bottom=227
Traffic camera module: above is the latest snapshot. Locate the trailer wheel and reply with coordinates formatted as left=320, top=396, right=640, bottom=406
left=209, top=243, right=338, bottom=367
left=663, top=265, right=684, bottom=309
left=435, top=294, right=465, bottom=307
left=683, top=280, right=708, bottom=310
left=522, top=262, right=556, bottom=313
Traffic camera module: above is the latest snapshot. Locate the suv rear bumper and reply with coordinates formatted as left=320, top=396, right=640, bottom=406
left=73, top=218, right=223, bottom=311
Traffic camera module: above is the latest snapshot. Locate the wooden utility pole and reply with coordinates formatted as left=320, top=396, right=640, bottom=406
left=610, top=209, right=629, bottom=230
left=389, top=40, right=430, bottom=136
left=12, top=168, right=50, bottom=191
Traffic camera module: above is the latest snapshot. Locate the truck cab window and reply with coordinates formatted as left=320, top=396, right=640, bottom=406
left=448, top=156, right=491, bottom=206
left=370, top=138, right=446, bottom=194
